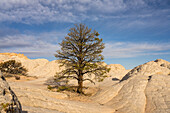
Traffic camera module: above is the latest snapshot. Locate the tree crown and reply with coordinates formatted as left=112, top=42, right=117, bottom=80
left=55, top=24, right=110, bottom=93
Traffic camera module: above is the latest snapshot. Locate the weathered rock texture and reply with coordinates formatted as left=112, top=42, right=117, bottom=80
left=0, top=71, right=22, bottom=113
left=108, top=64, right=130, bottom=80
left=1, top=53, right=170, bottom=113
left=145, top=74, right=170, bottom=113
left=0, top=53, right=128, bottom=80
left=121, top=59, right=170, bottom=81
left=9, top=79, right=113, bottom=113
left=93, top=59, right=170, bottom=113
left=0, top=53, right=28, bottom=59
left=0, top=53, right=63, bottom=78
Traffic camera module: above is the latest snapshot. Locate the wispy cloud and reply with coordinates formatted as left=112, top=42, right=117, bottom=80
left=0, top=0, right=169, bottom=24
left=0, top=0, right=170, bottom=60
left=104, top=42, right=170, bottom=58
left=1, top=33, right=170, bottom=59
left=0, top=31, right=64, bottom=58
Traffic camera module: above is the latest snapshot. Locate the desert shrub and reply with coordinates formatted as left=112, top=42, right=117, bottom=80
left=0, top=60, right=27, bottom=76
left=56, top=85, right=77, bottom=92
left=0, top=103, right=10, bottom=112
left=47, top=84, right=76, bottom=92
left=15, top=76, right=20, bottom=80
left=47, top=85, right=53, bottom=90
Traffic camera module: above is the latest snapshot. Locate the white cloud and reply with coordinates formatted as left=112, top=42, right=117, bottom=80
left=1, top=32, right=170, bottom=59
left=103, top=42, right=170, bottom=58
left=0, top=31, right=64, bottom=57
left=0, top=0, right=152, bottom=24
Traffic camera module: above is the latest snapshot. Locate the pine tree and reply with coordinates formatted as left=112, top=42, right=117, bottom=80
left=55, top=24, right=110, bottom=94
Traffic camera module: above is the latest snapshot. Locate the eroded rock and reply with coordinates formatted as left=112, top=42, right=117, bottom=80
left=145, top=74, right=170, bottom=113
left=121, top=59, right=170, bottom=81
left=0, top=53, right=63, bottom=78
left=0, top=71, right=22, bottom=113
left=107, top=64, right=130, bottom=80
left=93, top=59, right=170, bottom=113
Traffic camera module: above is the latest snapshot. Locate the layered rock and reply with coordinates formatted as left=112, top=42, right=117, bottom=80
left=108, top=64, right=130, bottom=80
left=0, top=53, right=28, bottom=60
left=0, top=53, right=128, bottom=84
left=0, top=53, right=63, bottom=78
left=121, top=59, right=170, bottom=81
left=1, top=53, right=169, bottom=113
left=9, top=79, right=113, bottom=113
left=145, top=74, right=170, bottom=113
left=93, top=59, right=170, bottom=113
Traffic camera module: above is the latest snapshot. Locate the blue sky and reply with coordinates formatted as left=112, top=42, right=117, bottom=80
left=0, top=0, right=170, bottom=69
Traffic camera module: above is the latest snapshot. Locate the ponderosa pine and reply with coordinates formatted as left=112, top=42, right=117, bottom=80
left=55, top=24, right=110, bottom=94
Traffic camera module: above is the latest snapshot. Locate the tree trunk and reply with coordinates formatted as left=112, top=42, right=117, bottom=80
left=77, top=75, right=83, bottom=94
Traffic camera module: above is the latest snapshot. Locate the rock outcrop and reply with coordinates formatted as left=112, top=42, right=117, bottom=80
left=0, top=53, right=128, bottom=82
left=1, top=53, right=169, bottom=113
left=0, top=71, right=22, bottom=113
left=0, top=53, right=63, bottom=78
left=9, top=79, right=113, bottom=113
left=93, top=59, right=170, bottom=113
left=108, top=64, right=130, bottom=80
left=0, top=53, right=28, bottom=60
left=121, top=59, right=170, bottom=81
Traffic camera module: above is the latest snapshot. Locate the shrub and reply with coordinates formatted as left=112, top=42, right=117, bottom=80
left=56, top=85, right=76, bottom=92
left=0, top=60, right=27, bottom=76
left=47, top=85, right=53, bottom=90
left=0, top=103, right=10, bottom=112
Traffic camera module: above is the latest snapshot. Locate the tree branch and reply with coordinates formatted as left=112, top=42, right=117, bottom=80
left=83, top=78, right=95, bottom=84
left=82, top=67, right=105, bottom=75
left=57, top=75, right=78, bottom=80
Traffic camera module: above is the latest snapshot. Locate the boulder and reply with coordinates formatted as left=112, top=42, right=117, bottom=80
left=0, top=71, right=22, bottom=113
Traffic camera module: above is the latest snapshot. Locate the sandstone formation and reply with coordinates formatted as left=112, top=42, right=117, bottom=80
left=0, top=53, right=63, bottom=78
left=107, top=64, right=130, bottom=80
left=93, top=59, right=170, bottom=113
left=1, top=53, right=170, bottom=113
left=0, top=53, right=127, bottom=79
left=121, top=59, right=170, bottom=81
left=0, top=53, right=28, bottom=59
left=9, top=79, right=113, bottom=113
left=0, top=71, right=22, bottom=113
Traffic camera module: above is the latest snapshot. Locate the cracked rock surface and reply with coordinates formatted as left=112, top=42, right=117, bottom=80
left=1, top=53, right=170, bottom=113
left=9, top=78, right=113, bottom=113
left=93, top=59, right=170, bottom=113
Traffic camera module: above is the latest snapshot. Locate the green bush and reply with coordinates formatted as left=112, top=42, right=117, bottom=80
left=47, top=85, right=53, bottom=90
left=0, top=60, right=28, bottom=76
left=57, top=86, right=76, bottom=92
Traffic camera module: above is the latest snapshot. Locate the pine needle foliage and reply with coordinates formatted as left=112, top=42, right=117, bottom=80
left=0, top=60, right=27, bottom=76
left=55, top=24, right=110, bottom=94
